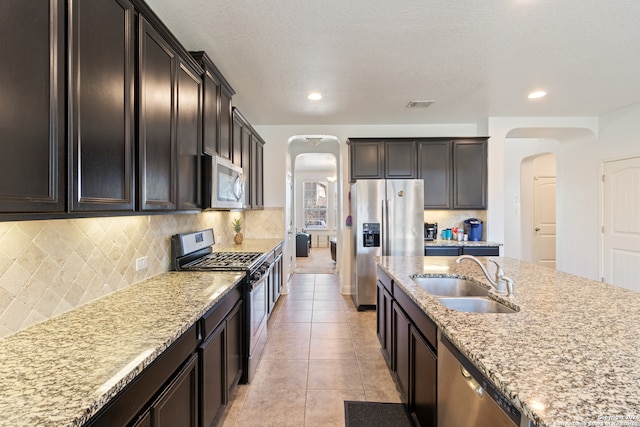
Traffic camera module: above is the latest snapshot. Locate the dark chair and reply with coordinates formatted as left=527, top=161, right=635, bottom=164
left=296, top=232, right=311, bottom=257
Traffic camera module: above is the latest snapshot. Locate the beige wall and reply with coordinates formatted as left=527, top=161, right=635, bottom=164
left=0, top=209, right=284, bottom=339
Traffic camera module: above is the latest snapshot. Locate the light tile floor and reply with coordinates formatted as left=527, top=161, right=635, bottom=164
left=218, top=273, right=402, bottom=426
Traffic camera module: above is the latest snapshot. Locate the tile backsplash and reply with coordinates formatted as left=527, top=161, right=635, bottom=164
left=0, top=209, right=284, bottom=339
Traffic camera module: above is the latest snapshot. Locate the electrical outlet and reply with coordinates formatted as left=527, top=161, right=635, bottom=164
left=135, top=256, right=148, bottom=271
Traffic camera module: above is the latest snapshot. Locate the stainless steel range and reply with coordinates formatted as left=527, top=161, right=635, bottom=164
left=171, top=229, right=272, bottom=383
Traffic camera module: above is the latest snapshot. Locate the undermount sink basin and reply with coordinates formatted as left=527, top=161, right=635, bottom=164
left=412, top=277, right=489, bottom=297
left=437, top=297, right=516, bottom=314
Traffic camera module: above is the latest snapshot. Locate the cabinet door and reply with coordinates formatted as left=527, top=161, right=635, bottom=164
left=418, top=140, right=451, bottom=209
left=226, top=301, right=244, bottom=393
left=201, top=70, right=220, bottom=156
left=218, top=88, right=233, bottom=160
left=176, top=60, right=202, bottom=210
left=69, top=0, right=135, bottom=212
left=139, top=17, right=177, bottom=211
left=0, top=0, right=65, bottom=214
left=200, top=322, right=225, bottom=427
left=385, top=141, right=416, bottom=179
left=392, top=301, right=410, bottom=398
left=453, top=140, right=487, bottom=209
left=411, top=327, right=437, bottom=427
left=232, top=121, right=242, bottom=167
left=251, top=140, right=264, bottom=209
left=241, top=128, right=252, bottom=209
left=350, top=141, right=383, bottom=181
left=152, top=354, right=199, bottom=427
left=376, top=281, right=392, bottom=365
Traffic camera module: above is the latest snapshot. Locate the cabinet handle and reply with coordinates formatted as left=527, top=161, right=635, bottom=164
left=535, top=228, right=540, bottom=232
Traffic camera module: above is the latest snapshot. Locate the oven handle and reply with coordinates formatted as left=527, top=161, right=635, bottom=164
left=249, top=270, right=269, bottom=290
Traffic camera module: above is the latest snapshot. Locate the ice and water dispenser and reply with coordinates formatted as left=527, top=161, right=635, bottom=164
left=362, top=223, right=381, bottom=247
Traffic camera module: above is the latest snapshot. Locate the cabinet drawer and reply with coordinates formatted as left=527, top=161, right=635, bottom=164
left=201, top=283, right=242, bottom=339
left=424, top=247, right=461, bottom=256
left=376, top=265, right=393, bottom=293
left=461, top=247, right=499, bottom=256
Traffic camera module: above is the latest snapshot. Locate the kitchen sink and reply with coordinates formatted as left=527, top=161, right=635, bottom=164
left=437, top=297, right=516, bottom=314
left=412, top=277, right=489, bottom=297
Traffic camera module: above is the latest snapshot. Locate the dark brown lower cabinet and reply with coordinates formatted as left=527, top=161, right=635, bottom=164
left=199, top=291, right=244, bottom=427
left=377, top=266, right=438, bottom=427
left=200, top=322, right=225, bottom=427
left=411, top=327, right=437, bottom=427
left=199, top=299, right=243, bottom=427
left=376, top=280, right=392, bottom=365
left=150, top=354, right=199, bottom=427
left=392, top=301, right=410, bottom=398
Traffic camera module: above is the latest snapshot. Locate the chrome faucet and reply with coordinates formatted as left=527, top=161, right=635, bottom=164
left=455, top=255, right=514, bottom=296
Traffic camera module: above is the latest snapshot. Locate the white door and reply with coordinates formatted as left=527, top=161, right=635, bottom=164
left=533, top=176, right=556, bottom=268
left=603, top=156, right=640, bottom=291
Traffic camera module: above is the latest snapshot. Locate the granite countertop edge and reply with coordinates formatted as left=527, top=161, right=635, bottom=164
left=0, top=239, right=283, bottom=427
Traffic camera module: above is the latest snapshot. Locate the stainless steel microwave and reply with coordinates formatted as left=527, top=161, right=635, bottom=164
left=204, top=155, right=244, bottom=210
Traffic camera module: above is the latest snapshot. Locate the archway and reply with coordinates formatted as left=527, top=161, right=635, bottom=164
left=286, top=135, right=346, bottom=291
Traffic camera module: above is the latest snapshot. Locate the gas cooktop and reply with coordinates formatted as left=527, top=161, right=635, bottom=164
left=171, top=229, right=265, bottom=273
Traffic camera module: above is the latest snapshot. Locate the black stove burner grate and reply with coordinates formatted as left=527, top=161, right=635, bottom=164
left=183, top=251, right=264, bottom=271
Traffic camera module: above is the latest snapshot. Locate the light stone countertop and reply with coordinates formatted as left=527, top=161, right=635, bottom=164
left=376, top=256, right=640, bottom=427
left=424, top=239, right=502, bottom=247
left=0, top=238, right=283, bottom=427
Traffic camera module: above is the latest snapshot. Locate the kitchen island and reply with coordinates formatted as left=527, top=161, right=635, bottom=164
left=377, top=256, right=640, bottom=427
left=0, top=238, right=282, bottom=427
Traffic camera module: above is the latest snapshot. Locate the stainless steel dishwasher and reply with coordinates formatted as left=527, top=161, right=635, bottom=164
left=438, top=335, right=534, bottom=427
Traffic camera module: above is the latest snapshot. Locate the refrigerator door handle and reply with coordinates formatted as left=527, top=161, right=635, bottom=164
left=383, top=199, right=390, bottom=256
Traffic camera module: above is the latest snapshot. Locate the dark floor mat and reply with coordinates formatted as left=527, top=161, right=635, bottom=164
left=344, top=401, right=414, bottom=427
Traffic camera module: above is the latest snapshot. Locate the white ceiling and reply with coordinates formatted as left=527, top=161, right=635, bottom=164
left=146, top=0, right=640, bottom=126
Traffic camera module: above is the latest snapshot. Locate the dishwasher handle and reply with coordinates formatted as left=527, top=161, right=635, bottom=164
left=461, top=366, right=484, bottom=397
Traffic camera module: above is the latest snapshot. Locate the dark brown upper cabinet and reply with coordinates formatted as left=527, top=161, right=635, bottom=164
left=69, top=0, right=135, bottom=212
left=349, top=137, right=488, bottom=209
left=190, top=52, right=235, bottom=158
left=385, top=140, right=417, bottom=179
left=349, top=140, right=384, bottom=181
left=232, top=108, right=265, bottom=210
left=452, top=139, right=487, bottom=209
left=0, top=0, right=65, bottom=215
left=176, top=60, right=203, bottom=211
left=232, top=109, right=251, bottom=209
left=348, top=139, right=417, bottom=181
left=251, top=136, right=264, bottom=210
left=418, top=140, right=450, bottom=209
left=138, top=17, right=178, bottom=211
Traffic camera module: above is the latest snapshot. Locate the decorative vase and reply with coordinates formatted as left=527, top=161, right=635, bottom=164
left=234, top=232, right=243, bottom=244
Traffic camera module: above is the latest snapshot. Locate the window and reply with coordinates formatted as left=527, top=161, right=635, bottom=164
left=303, top=181, right=328, bottom=229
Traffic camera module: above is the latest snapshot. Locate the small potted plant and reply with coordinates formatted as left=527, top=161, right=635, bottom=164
left=232, top=217, right=243, bottom=244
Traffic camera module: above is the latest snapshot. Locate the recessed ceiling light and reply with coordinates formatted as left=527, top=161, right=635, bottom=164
left=528, top=91, right=546, bottom=99
left=307, top=92, right=322, bottom=101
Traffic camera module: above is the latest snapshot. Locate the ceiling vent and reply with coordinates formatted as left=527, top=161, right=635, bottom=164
left=406, top=100, right=435, bottom=109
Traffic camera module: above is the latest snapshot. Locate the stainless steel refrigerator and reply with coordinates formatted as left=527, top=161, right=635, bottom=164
left=350, top=179, right=424, bottom=310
